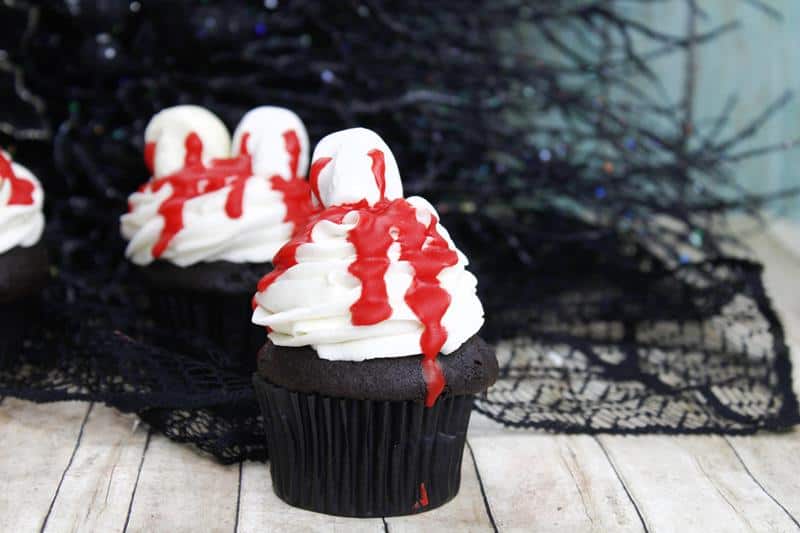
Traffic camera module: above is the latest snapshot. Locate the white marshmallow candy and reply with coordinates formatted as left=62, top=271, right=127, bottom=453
left=231, top=106, right=310, bottom=179
left=310, top=127, right=402, bottom=207
left=144, top=105, right=231, bottom=178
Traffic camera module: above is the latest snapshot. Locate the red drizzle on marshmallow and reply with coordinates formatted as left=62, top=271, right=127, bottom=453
left=256, top=149, right=457, bottom=407
left=308, top=156, right=331, bottom=205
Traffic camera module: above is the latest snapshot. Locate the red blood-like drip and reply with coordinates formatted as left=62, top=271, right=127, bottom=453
left=345, top=153, right=456, bottom=405
left=149, top=132, right=253, bottom=258
left=0, top=151, right=35, bottom=206
left=413, top=483, right=430, bottom=510
left=350, top=200, right=456, bottom=406
left=347, top=209, right=393, bottom=324
left=270, top=175, right=315, bottom=236
left=367, top=149, right=386, bottom=200
left=144, top=142, right=156, bottom=173
left=401, top=216, right=456, bottom=406
left=282, top=130, right=301, bottom=178
left=269, top=129, right=315, bottom=235
left=308, top=157, right=331, bottom=205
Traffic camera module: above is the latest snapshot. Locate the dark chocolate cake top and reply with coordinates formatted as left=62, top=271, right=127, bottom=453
left=257, top=335, right=497, bottom=402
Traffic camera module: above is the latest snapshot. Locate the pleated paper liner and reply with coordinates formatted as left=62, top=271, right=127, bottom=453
left=253, top=374, right=474, bottom=517
left=147, top=288, right=265, bottom=372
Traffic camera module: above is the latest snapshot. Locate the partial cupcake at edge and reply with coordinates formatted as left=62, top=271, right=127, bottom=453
left=0, top=150, right=48, bottom=355
left=251, top=128, right=498, bottom=517
left=120, top=105, right=316, bottom=369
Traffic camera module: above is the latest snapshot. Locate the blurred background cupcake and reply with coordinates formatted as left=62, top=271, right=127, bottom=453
left=252, top=128, right=498, bottom=516
left=121, top=105, right=315, bottom=371
left=0, top=150, right=48, bottom=356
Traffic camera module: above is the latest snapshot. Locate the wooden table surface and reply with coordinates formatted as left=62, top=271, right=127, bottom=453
left=2, top=230, right=799, bottom=533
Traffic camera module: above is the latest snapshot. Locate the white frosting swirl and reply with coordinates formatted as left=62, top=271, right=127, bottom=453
left=121, top=106, right=310, bottom=267
left=252, top=196, right=485, bottom=361
left=121, top=178, right=292, bottom=266
left=0, top=157, right=45, bottom=254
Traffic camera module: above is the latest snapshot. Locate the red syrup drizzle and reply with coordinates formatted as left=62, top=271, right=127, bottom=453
left=0, top=151, right=35, bottom=205
left=138, top=129, right=313, bottom=259
left=308, top=156, right=332, bottom=205
left=269, top=131, right=316, bottom=232
left=256, top=151, right=457, bottom=407
left=144, top=141, right=156, bottom=174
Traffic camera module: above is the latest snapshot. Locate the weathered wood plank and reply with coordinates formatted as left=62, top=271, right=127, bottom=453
left=597, top=434, right=800, bottom=533
left=470, top=434, right=644, bottom=532
left=384, top=440, right=495, bottom=532
left=467, top=410, right=507, bottom=438
left=237, top=461, right=384, bottom=533
left=41, top=405, right=149, bottom=533
left=0, top=399, right=91, bottom=532
left=726, top=431, right=800, bottom=528
left=124, top=433, right=240, bottom=533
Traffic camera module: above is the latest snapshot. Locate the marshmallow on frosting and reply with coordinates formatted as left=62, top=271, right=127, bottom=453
left=252, top=128, right=485, bottom=362
left=233, top=107, right=310, bottom=179
left=145, top=106, right=231, bottom=178
left=122, top=105, right=314, bottom=266
left=310, top=127, right=403, bottom=208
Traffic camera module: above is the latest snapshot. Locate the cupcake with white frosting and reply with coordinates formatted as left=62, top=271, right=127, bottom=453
left=0, top=150, right=48, bottom=355
left=120, top=105, right=316, bottom=368
left=251, top=128, right=497, bottom=517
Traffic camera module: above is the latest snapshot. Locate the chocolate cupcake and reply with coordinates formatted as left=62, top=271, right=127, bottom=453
left=120, top=106, right=315, bottom=369
left=0, top=150, right=48, bottom=356
left=251, top=128, right=497, bottom=516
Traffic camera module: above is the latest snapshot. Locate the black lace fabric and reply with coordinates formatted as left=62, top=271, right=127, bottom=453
left=475, top=260, right=797, bottom=433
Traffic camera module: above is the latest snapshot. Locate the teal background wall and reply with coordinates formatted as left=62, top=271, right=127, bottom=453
left=625, top=0, right=800, bottom=223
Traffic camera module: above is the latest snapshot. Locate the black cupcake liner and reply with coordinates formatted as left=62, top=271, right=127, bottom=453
left=253, top=374, right=474, bottom=517
left=147, top=288, right=266, bottom=372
